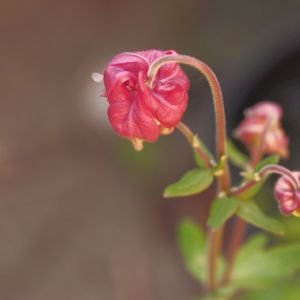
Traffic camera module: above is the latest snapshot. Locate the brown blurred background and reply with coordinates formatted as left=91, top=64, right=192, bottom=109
left=1, top=0, right=300, bottom=299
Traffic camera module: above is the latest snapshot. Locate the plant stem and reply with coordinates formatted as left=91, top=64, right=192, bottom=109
left=230, top=164, right=300, bottom=196
left=222, top=158, right=298, bottom=284
left=176, top=122, right=214, bottom=169
left=207, top=228, right=224, bottom=291
left=222, top=218, right=247, bottom=285
left=147, top=54, right=231, bottom=190
left=148, top=55, right=231, bottom=291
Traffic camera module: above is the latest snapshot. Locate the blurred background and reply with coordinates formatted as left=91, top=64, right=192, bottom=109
left=1, top=0, right=300, bottom=299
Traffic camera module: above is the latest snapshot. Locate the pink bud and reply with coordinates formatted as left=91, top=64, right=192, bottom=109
left=101, top=49, right=189, bottom=149
left=234, top=101, right=289, bottom=158
left=274, top=171, right=300, bottom=216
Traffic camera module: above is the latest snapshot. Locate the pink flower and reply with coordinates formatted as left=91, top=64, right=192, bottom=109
left=274, top=171, right=300, bottom=216
left=100, top=49, right=189, bottom=150
left=234, top=101, right=289, bottom=158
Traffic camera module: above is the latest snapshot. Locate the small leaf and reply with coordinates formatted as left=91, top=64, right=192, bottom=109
left=177, top=219, right=206, bottom=282
left=227, top=139, right=248, bottom=169
left=237, top=201, right=284, bottom=235
left=207, top=197, right=239, bottom=229
left=164, top=169, right=213, bottom=198
left=255, top=155, right=280, bottom=172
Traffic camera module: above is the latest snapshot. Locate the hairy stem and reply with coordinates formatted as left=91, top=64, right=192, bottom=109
left=148, top=55, right=230, bottom=187
left=148, top=54, right=231, bottom=291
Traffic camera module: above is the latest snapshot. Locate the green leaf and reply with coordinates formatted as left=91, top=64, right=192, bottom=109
left=177, top=219, right=226, bottom=285
left=237, top=201, right=284, bottom=235
left=235, top=233, right=269, bottom=263
left=232, top=234, right=272, bottom=289
left=226, top=139, right=248, bottom=169
left=194, top=285, right=237, bottom=300
left=193, top=135, right=214, bottom=169
left=207, top=197, right=239, bottom=229
left=254, top=154, right=280, bottom=172
left=164, top=169, right=213, bottom=198
left=177, top=219, right=206, bottom=282
left=232, top=236, right=300, bottom=290
left=276, top=217, right=300, bottom=242
left=237, top=155, right=281, bottom=200
left=269, top=244, right=300, bottom=276
left=241, top=278, right=300, bottom=300
left=236, top=178, right=267, bottom=200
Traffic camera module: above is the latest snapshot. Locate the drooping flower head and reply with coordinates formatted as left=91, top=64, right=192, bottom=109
left=96, top=49, right=189, bottom=150
left=234, top=101, right=289, bottom=158
left=274, top=171, right=300, bottom=216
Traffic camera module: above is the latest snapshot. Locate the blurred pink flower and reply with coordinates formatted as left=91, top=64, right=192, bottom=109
left=100, top=49, right=189, bottom=150
left=234, top=101, right=289, bottom=158
left=274, top=171, right=300, bottom=216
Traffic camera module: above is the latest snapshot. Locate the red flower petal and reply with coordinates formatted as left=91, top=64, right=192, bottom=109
left=234, top=101, right=289, bottom=158
left=274, top=171, right=300, bottom=215
left=102, top=49, right=189, bottom=143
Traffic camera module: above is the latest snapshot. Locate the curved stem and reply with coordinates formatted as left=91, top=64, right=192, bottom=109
left=147, top=54, right=231, bottom=192
left=176, top=122, right=214, bottom=169
left=231, top=164, right=299, bottom=196
left=260, top=165, right=299, bottom=190
left=148, top=55, right=231, bottom=291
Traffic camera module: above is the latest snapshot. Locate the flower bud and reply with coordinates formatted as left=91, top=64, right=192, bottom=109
left=274, top=171, right=300, bottom=216
left=234, top=101, right=289, bottom=158
left=99, top=49, right=189, bottom=150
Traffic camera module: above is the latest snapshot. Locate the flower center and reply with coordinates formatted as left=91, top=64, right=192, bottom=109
left=124, top=79, right=137, bottom=92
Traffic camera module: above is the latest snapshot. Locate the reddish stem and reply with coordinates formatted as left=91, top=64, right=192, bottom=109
left=222, top=163, right=299, bottom=284
left=147, top=54, right=231, bottom=192
left=231, top=164, right=300, bottom=197
left=176, top=122, right=214, bottom=169
left=148, top=54, right=231, bottom=291
left=222, top=218, right=247, bottom=285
